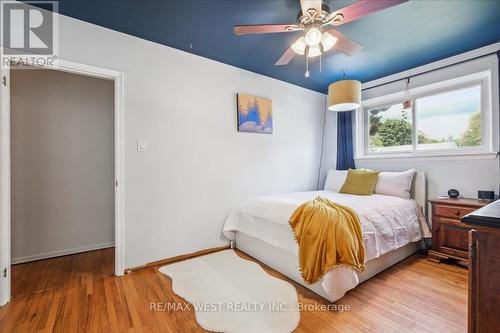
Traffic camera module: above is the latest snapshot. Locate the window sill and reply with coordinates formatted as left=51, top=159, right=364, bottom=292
left=355, top=152, right=498, bottom=162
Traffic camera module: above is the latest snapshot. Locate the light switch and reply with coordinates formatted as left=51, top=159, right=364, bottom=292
left=137, top=139, right=147, bottom=152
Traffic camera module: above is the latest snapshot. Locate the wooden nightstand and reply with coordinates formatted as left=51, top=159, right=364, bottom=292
left=428, top=198, right=490, bottom=264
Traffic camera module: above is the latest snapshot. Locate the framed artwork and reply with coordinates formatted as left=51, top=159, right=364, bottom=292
left=237, top=94, right=272, bottom=134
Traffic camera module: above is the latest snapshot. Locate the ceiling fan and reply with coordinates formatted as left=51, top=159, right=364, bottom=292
left=234, top=0, right=408, bottom=69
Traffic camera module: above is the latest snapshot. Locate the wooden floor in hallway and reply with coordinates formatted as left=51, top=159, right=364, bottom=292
left=0, top=247, right=467, bottom=333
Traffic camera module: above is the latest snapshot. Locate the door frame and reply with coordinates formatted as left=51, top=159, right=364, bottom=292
left=0, top=58, right=125, bottom=306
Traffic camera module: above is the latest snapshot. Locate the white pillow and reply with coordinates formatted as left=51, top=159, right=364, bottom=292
left=324, top=169, right=348, bottom=192
left=374, top=169, right=415, bottom=199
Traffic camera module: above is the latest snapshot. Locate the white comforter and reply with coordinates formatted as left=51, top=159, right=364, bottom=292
left=223, top=190, right=431, bottom=300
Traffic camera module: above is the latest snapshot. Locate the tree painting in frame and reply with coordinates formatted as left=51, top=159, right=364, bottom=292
left=237, top=94, right=273, bottom=134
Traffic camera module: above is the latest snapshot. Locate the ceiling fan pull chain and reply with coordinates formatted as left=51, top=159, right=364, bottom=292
left=305, top=57, right=310, bottom=78
left=319, top=54, right=322, bottom=73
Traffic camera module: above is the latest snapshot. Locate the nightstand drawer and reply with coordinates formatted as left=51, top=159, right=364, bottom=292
left=434, top=205, right=476, bottom=219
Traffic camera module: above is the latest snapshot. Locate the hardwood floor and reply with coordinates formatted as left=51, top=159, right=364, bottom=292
left=0, top=248, right=467, bottom=333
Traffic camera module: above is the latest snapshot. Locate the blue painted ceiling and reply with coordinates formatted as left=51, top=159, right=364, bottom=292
left=27, top=0, right=500, bottom=93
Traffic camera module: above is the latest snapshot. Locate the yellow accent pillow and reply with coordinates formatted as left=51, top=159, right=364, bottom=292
left=340, top=169, right=380, bottom=195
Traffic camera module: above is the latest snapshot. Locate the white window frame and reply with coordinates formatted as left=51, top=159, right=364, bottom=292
left=356, top=70, right=496, bottom=160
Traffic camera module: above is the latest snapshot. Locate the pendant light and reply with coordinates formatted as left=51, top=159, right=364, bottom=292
left=327, top=71, right=361, bottom=112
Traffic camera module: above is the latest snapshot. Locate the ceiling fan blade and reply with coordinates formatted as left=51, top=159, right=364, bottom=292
left=234, top=24, right=300, bottom=35
left=328, top=0, right=408, bottom=26
left=325, top=29, right=363, bottom=57
left=275, top=46, right=296, bottom=66
left=300, top=0, right=322, bottom=15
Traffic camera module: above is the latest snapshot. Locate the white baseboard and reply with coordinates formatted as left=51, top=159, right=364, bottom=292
left=11, top=242, right=115, bottom=264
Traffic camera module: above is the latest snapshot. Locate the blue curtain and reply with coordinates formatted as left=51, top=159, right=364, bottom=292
left=336, top=111, right=356, bottom=170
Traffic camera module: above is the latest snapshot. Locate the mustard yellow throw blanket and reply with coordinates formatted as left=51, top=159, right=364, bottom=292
left=289, top=197, right=366, bottom=285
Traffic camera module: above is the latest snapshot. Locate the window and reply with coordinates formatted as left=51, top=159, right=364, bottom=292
left=368, top=102, right=413, bottom=153
left=416, top=85, right=481, bottom=150
left=358, top=71, right=494, bottom=159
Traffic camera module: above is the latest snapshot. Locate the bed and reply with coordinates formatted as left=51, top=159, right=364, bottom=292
left=223, top=172, right=431, bottom=302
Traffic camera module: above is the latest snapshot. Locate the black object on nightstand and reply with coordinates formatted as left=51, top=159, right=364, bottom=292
left=477, top=190, right=494, bottom=200
left=447, top=189, right=459, bottom=198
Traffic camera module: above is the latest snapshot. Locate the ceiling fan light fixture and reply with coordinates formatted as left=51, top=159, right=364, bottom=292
left=291, top=36, right=307, bottom=55
left=307, top=44, right=322, bottom=58
left=320, top=32, right=337, bottom=52
left=235, top=0, right=407, bottom=67
left=304, top=27, right=322, bottom=46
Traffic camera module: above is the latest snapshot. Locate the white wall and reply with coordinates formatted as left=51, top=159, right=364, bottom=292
left=321, top=53, right=500, bottom=204
left=10, top=68, right=115, bottom=263
left=17, top=7, right=325, bottom=268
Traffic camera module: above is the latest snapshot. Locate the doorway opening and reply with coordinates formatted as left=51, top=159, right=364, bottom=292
left=0, top=60, right=124, bottom=306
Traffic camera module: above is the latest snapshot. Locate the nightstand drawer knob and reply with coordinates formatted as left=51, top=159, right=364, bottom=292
left=454, top=210, right=461, bottom=216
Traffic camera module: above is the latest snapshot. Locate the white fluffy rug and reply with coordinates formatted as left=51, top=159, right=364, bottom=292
left=159, top=250, right=300, bottom=333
